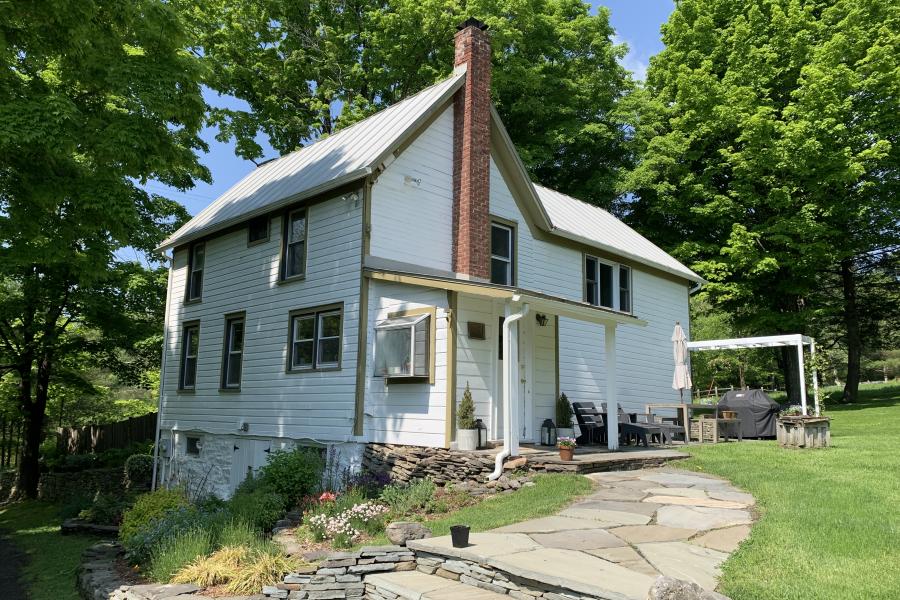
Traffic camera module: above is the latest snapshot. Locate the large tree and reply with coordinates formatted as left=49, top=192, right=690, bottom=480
left=0, top=0, right=207, bottom=497
left=623, top=0, right=899, bottom=401
left=177, top=0, right=633, bottom=207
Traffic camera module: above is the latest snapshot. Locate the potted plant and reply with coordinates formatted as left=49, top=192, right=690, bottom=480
left=556, top=393, right=575, bottom=439
left=777, top=405, right=831, bottom=448
left=457, top=383, right=478, bottom=451
left=557, top=436, right=577, bottom=461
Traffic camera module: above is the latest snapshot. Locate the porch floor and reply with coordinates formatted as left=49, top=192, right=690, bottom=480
left=479, top=443, right=689, bottom=475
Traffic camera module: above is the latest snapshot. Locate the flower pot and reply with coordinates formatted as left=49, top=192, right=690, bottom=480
left=558, top=447, right=575, bottom=461
left=457, top=429, right=478, bottom=452
left=557, top=427, right=574, bottom=440
left=450, top=525, right=470, bottom=548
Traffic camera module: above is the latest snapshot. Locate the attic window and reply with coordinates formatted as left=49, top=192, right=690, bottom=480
left=247, top=216, right=269, bottom=245
left=374, top=314, right=431, bottom=379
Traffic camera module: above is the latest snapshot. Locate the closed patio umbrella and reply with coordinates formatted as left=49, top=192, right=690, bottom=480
left=672, top=322, right=692, bottom=400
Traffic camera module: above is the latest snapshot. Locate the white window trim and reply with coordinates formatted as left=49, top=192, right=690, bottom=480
left=491, top=222, right=514, bottom=286
left=374, top=313, right=431, bottom=379
left=585, top=254, right=632, bottom=313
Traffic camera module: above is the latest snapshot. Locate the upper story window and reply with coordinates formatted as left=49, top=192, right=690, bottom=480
left=288, top=305, right=342, bottom=372
left=281, top=208, right=308, bottom=280
left=179, top=322, right=200, bottom=390
left=247, top=216, right=269, bottom=246
left=585, top=256, right=631, bottom=312
left=187, top=243, right=205, bottom=302
left=490, top=222, right=514, bottom=286
left=221, top=314, right=245, bottom=389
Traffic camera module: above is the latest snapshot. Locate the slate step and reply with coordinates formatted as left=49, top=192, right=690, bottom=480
left=365, top=571, right=508, bottom=600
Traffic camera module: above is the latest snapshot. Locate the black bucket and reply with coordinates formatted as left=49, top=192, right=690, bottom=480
left=450, top=525, right=470, bottom=548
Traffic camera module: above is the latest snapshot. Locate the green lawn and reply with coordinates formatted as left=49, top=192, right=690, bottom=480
left=679, top=383, right=900, bottom=600
left=0, top=501, right=96, bottom=600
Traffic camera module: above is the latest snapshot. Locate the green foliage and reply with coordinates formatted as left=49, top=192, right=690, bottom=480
left=555, top=393, right=573, bottom=429
left=213, top=518, right=272, bottom=553
left=255, top=447, right=324, bottom=504
left=227, top=484, right=286, bottom=532
left=42, top=441, right=154, bottom=473
left=119, top=488, right=191, bottom=549
left=124, top=454, right=154, bottom=489
left=148, top=527, right=214, bottom=583
left=457, top=383, right=476, bottom=430
left=378, top=478, right=437, bottom=515
left=176, top=0, right=632, bottom=207
left=78, top=492, right=133, bottom=525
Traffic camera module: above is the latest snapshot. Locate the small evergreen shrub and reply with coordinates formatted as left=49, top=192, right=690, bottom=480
left=556, top=392, right=573, bottom=429
left=119, top=488, right=190, bottom=546
left=457, top=383, right=476, bottom=430
left=227, top=486, right=286, bottom=532
left=124, top=454, right=154, bottom=489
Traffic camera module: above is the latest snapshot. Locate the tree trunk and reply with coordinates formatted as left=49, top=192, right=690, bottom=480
left=841, top=259, right=862, bottom=403
left=18, top=351, right=52, bottom=498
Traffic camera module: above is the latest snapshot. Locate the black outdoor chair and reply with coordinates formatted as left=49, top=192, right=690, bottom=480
left=600, top=402, right=665, bottom=447
left=571, top=402, right=607, bottom=446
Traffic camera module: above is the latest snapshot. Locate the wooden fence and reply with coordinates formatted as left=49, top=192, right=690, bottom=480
left=57, top=412, right=157, bottom=455
left=0, top=414, right=23, bottom=469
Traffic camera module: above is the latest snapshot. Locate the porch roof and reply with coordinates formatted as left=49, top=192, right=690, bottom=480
left=364, top=267, right=648, bottom=327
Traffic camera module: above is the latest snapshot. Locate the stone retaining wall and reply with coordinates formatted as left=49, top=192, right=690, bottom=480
left=363, top=444, right=498, bottom=485
left=265, top=546, right=416, bottom=600
left=2, top=467, right=125, bottom=503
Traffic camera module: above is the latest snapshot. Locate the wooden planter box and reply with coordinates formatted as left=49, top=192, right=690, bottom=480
left=777, top=416, right=831, bottom=448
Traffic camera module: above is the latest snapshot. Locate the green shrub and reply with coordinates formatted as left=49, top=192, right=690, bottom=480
left=59, top=494, right=94, bottom=520
left=556, top=393, right=573, bottom=428
left=120, top=488, right=190, bottom=544
left=79, top=492, right=133, bottom=525
left=379, top=478, right=436, bottom=515
left=124, top=454, right=153, bottom=489
left=227, top=485, right=286, bottom=532
left=457, top=383, right=476, bottom=429
left=147, top=527, right=213, bottom=583
left=255, top=447, right=324, bottom=504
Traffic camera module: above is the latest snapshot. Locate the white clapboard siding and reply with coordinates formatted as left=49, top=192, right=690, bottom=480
left=369, top=107, right=454, bottom=272
left=161, top=191, right=363, bottom=442
left=364, top=280, right=449, bottom=447
left=454, top=295, right=499, bottom=431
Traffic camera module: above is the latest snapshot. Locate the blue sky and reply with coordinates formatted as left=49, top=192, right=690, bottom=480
left=155, top=2, right=674, bottom=218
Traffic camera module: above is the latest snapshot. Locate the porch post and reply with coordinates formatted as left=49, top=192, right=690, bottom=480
left=810, top=339, right=820, bottom=417
left=605, top=323, right=619, bottom=451
left=508, top=312, right=520, bottom=457
left=796, top=342, right=808, bottom=416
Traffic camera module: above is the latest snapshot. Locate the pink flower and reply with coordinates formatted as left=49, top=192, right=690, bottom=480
left=319, top=491, right=337, bottom=502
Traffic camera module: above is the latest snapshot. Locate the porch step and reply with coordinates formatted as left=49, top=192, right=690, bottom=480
left=408, top=533, right=654, bottom=600
left=365, top=571, right=508, bottom=600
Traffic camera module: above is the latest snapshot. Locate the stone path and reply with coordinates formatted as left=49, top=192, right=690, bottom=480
left=410, top=468, right=755, bottom=599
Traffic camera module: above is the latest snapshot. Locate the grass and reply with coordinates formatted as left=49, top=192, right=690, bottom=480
left=678, top=383, right=900, bottom=600
left=359, top=473, right=593, bottom=547
left=0, top=501, right=96, bottom=600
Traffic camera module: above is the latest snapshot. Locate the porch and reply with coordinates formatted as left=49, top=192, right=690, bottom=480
left=481, top=443, right=688, bottom=475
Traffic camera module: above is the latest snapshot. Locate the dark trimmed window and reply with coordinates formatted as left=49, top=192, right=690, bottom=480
left=619, top=266, right=632, bottom=313
left=281, top=208, right=307, bottom=279
left=490, top=223, right=514, bottom=285
left=187, top=243, right=205, bottom=301
left=248, top=216, right=269, bottom=245
left=287, top=305, right=342, bottom=371
left=585, top=256, right=629, bottom=311
left=221, top=314, right=245, bottom=389
left=179, top=323, right=200, bottom=390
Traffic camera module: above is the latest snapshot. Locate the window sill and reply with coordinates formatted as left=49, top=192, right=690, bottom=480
left=278, top=274, right=307, bottom=285
left=176, top=388, right=196, bottom=394
left=184, top=298, right=202, bottom=305
left=218, top=387, right=241, bottom=393
left=285, top=366, right=342, bottom=374
left=247, top=238, right=269, bottom=248
left=383, top=376, right=431, bottom=384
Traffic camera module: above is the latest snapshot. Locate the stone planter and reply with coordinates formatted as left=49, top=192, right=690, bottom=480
left=456, top=429, right=478, bottom=451
left=777, top=416, right=831, bottom=448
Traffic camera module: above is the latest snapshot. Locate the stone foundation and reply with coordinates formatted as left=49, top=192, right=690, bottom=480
left=363, top=444, right=500, bottom=485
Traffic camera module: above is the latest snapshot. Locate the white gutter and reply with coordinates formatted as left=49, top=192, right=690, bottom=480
left=489, top=300, right=530, bottom=481
left=150, top=256, right=174, bottom=490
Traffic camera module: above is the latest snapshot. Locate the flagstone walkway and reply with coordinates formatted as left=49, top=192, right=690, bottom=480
left=409, top=468, right=755, bottom=599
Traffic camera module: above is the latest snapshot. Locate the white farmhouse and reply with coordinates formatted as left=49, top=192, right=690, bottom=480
left=153, top=19, right=701, bottom=497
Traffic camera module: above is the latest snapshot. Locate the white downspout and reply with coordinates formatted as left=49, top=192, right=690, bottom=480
left=489, top=300, right=529, bottom=481
left=151, top=256, right=174, bottom=491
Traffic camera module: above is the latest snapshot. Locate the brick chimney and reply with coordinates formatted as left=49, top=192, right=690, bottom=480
left=452, top=18, right=491, bottom=280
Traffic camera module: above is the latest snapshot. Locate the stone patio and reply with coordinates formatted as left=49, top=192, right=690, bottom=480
left=408, top=467, right=755, bottom=599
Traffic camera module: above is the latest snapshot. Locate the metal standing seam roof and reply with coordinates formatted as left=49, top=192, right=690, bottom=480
left=534, top=184, right=702, bottom=282
left=157, top=71, right=467, bottom=251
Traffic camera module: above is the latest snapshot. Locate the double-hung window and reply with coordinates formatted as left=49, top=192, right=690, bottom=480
left=221, top=314, right=245, bottom=389
left=490, top=222, right=514, bottom=286
left=584, top=256, right=619, bottom=310
left=281, top=209, right=307, bottom=280
left=288, top=305, right=342, bottom=371
left=187, top=243, right=205, bottom=301
left=619, top=266, right=631, bottom=313
left=179, top=323, right=200, bottom=390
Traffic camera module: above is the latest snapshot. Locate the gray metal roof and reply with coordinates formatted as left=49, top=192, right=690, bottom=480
left=158, top=72, right=466, bottom=250
left=535, top=184, right=702, bottom=282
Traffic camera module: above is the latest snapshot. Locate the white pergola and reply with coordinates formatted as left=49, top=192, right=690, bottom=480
left=686, top=334, right=820, bottom=416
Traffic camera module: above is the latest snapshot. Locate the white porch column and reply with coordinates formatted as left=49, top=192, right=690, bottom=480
left=810, top=340, right=820, bottom=416
left=508, top=314, right=521, bottom=457
left=605, top=323, right=619, bottom=451
left=796, top=343, right=808, bottom=416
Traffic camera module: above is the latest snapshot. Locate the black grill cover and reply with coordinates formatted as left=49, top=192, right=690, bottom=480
left=717, top=389, right=781, bottom=438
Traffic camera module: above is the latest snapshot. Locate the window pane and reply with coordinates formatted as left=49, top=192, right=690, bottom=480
left=586, top=281, right=598, bottom=306
left=320, top=313, right=341, bottom=337
left=293, top=315, right=314, bottom=341
left=187, top=328, right=199, bottom=356
left=192, top=245, right=205, bottom=270
left=287, top=241, right=305, bottom=277
left=249, top=217, right=268, bottom=243
left=189, top=271, right=203, bottom=299
left=619, top=266, right=631, bottom=312
left=229, top=321, right=244, bottom=352
left=226, top=354, right=242, bottom=386
left=491, top=225, right=511, bottom=259
left=183, top=357, right=197, bottom=388
left=375, top=327, right=412, bottom=376
left=292, top=340, right=314, bottom=368
left=491, top=258, right=511, bottom=286
left=585, top=257, right=598, bottom=305
left=413, top=318, right=429, bottom=376
left=318, top=338, right=340, bottom=366
left=599, top=263, right=614, bottom=308
left=289, top=211, right=306, bottom=243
